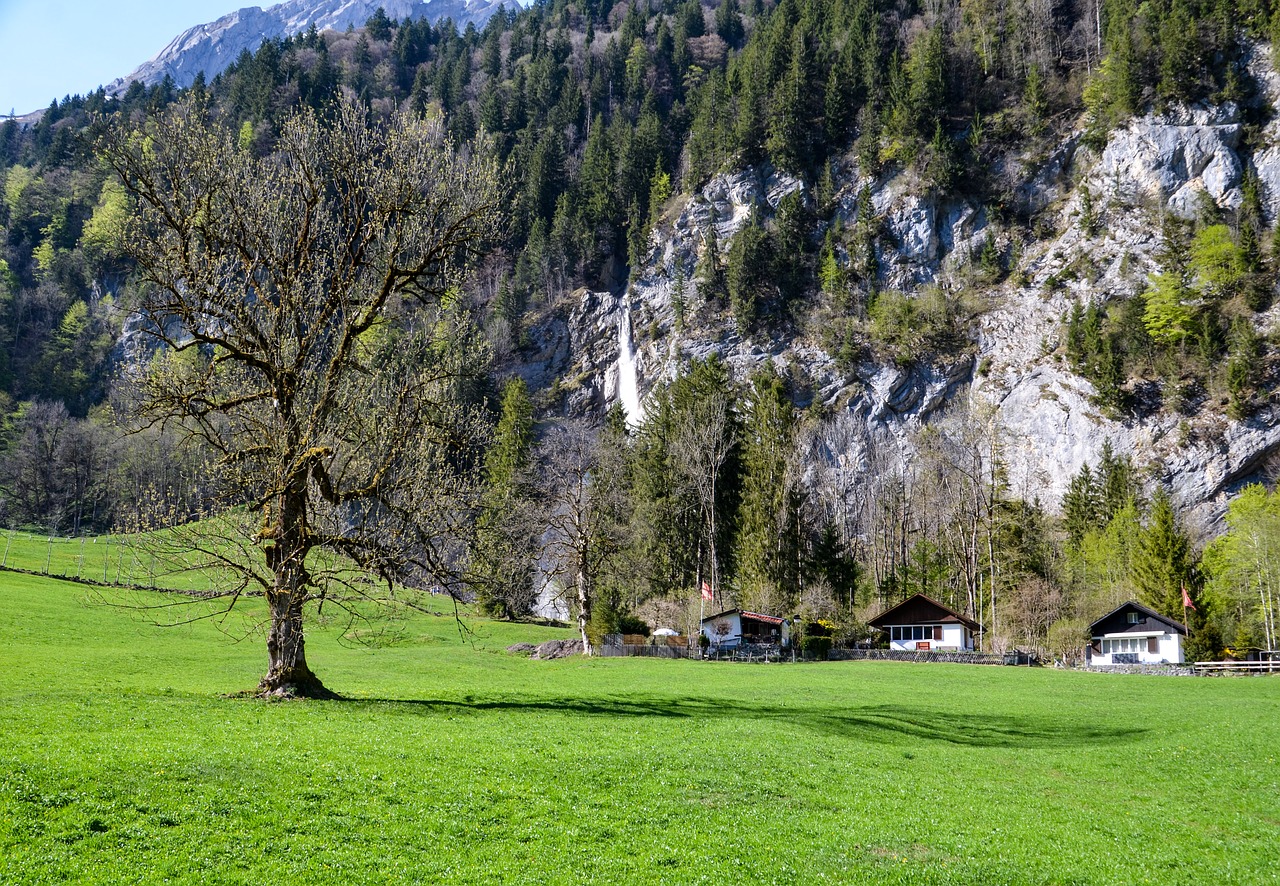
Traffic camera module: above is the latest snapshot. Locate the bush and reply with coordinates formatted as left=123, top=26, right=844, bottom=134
left=801, top=635, right=832, bottom=660
left=617, top=613, right=650, bottom=637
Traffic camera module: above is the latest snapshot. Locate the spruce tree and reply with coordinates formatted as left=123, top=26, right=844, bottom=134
left=1131, top=488, right=1195, bottom=617
left=1062, top=464, right=1101, bottom=549
left=472, top=379, right=538, bottom=619
left=735, top=367, right=798, bottom=602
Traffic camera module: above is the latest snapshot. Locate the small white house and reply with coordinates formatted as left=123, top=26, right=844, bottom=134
left=867, top=593, right=978, bottom=652
left=700, top=609, right=790, bottom=648
left=1088, top=601, right=1187, bottom=665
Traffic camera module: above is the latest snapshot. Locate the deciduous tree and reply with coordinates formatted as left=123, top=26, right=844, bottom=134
left=96, top=95, right=503, bottom=697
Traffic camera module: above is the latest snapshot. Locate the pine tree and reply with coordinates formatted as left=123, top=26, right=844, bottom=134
left=471, top=379, right=538, bottom=619
left=735, top=367, right=798, bottom=601
left=697, top=231, right=728, bottom=304
left=1097, top=439, right=1138, bottom=520
left=727, top=208, right=772, bottom=333
left=1062, top=463, right=1101, bottom=548
left=1131, top=488, right=1195, bottom=617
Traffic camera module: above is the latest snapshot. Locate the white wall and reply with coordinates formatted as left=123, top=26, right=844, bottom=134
left=702, top=612, right=742, bottom=647
left=886, top=624, right=973, bottom=652
left=940, top=623, right=972, bottom=651
left=1093, top=633, right=1183, bottom=665
left=889, top=625, right=938, bottom=651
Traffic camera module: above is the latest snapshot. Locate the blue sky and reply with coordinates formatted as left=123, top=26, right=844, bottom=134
left=0, top=1, right=257, bottom=116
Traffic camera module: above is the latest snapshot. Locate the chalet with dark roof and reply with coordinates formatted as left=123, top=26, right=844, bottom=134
left=1088, top=601, right=1187, bottom=665
left=868, top=593, right=979, bottom=652
left=700, top=609, right=790, bottom=648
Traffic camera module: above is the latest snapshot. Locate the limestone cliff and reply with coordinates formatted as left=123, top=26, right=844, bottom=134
left=551, top=46, right=1280, bottom=531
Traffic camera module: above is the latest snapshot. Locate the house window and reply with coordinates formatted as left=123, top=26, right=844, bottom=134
left=1127, top=612, right=1140, bottom=624
left=1102, top=637, right=1147, bottom=654
left=891, top=626, right=936, bottom=641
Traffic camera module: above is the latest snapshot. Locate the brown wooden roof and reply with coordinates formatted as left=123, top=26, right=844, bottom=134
left=700, top=608, right=787, bottom=626
left=867, top=593, right=980, bottom=631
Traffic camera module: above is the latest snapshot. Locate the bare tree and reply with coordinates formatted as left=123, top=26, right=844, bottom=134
left=671, top=387, right=733, bottom=598
left=96, top=95, right=503, bottom=697
left=1, top=400, right=72, bottom=530
left=536, top=419, right=627, bottom=654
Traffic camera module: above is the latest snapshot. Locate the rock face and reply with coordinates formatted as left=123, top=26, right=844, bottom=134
left=1099, top=103, right=1244, bottom=217
left=107, top=0, right=504, bottom=93
left=555, top=46, right=1280, bottom=532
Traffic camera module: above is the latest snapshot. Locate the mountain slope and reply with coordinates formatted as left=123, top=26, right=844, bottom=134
left=551, top=46, right=1280, bottom=533
left=106, top=0, right=505, bottom=93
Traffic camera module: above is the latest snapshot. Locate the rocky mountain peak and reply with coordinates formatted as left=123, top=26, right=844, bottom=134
left=106, top=0, right=506, bottom=94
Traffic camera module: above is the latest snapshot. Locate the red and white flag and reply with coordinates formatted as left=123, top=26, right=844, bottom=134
left=701, top=580, right=714, bottom=601
left=1182, top=584, right=1196, bottom=611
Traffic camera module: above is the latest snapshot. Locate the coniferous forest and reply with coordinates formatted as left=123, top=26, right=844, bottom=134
left=3, top=0, right=1280, bottom=662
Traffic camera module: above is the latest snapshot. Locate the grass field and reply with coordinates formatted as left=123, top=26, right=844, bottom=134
left=0, top=527, right=232, bottom=591
left=2, top=569, right=1278, bottom=885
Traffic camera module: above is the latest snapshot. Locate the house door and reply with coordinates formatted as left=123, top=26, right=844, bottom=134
left=1148, top=637, right=1159, bottom=655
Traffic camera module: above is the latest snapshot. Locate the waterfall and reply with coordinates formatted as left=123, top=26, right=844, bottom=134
left=617, top=304, right=644, bottom=426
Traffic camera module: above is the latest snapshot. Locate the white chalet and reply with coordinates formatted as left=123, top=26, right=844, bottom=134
left=1088, top=601, right=1187, bottom=666
left=700, top=609, right=790, bottom=648
left=868, top=593, right=978, bottom=652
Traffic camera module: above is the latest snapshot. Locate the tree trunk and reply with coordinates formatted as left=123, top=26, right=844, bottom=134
left=577, top=565, right=593, bottom=656
left=257, top=492, right=333, bottom=699
left=258, top=586, right=331, bottom=698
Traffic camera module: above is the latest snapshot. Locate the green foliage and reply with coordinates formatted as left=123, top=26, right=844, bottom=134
left=1061, top=464, right=1101, bottom=549
left=472, top=378, right=537, bottom=619
left=1201, top=483, right=1280, bottom=651
left=696, top=232, right=728, bottom=305
left=1082, top=1, right=1140, bottom=140
left=78, top=180, right=131, bottom=271
left=734, top=367, right=798, bottom=600
left=1131, top=488, right=1195, bottom=618
left=726, top=208, right=772, bottom=333
left=867, top=287, right=967, bottom=362
left=4, top=164, right=36, bottom=217
left=1188, top=224, right=1245, bottom=297
left=800, top=633, right=833, bottom=659
left=1067, top=499, right=1143, bottom=612
left=1225, top=320, right=1263, bottom=419
left=1142, top=273, right=1194, bottom=346
left=1062, top=441, right=1139, bottom=549
left=1045, top=617, right=1090, bottom=661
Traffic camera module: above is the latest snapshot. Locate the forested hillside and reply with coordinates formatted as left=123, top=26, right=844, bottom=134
left=3, top=0, right=1280, bottom=659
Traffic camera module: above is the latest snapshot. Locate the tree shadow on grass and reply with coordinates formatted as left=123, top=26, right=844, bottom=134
left=340, top=695, right=1146, bottom=748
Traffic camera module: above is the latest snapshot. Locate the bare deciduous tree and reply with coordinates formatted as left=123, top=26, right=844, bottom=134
left=96, top=96, right=503, bottom=697
left=671, top=387, right=733, bottom=599
left=536, top=419, right=627, bottom=654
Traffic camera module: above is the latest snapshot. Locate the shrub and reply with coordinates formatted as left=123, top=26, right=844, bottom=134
left=617, top=613, right=650, bottom=637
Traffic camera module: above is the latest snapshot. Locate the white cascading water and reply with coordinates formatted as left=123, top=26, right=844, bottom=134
left=616, top=304, right=644, bottom=426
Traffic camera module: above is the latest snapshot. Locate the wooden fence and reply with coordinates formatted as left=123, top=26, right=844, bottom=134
left=827, top=648, right=1009, bottom=665
left=1193, top=660, right=1280, bottom=674
left=598, top=644, right=695, bottom=659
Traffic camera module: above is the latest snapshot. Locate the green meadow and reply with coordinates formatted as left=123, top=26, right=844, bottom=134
left=1, top=528, right=231, bottom=592
left=2, top=569, right=1277, bottom=885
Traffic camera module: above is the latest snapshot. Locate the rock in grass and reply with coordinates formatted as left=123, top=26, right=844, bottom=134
left=530, top=639, right=584, bottom=660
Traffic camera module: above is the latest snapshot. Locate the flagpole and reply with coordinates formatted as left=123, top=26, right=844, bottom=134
left=696, top=549, right=705, bottom=657
left=1181, top=583, right=1194, bottom=662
